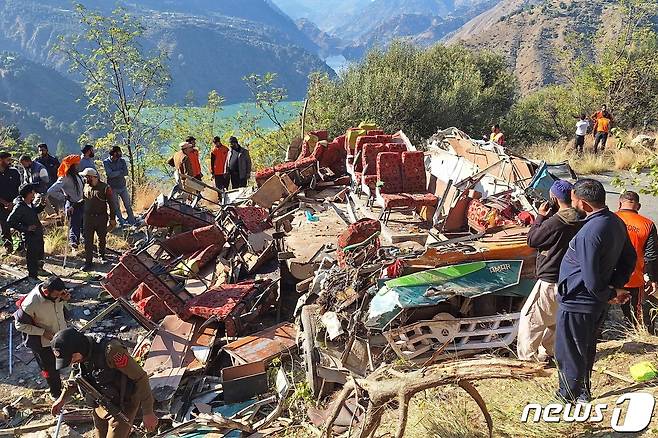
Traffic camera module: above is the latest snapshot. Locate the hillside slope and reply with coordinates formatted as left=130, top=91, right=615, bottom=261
left=447, top=0, right=618, bottom=93
left=0, top=0, right=332, bottom=103
left=0, top=52, right=84, bottom=148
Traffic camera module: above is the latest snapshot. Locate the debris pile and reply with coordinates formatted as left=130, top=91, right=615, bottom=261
left=2, top=125, right=574, bottom=436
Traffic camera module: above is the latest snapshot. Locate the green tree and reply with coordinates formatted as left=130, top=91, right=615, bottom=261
left=305, top=41, right=518, bottom=144
left=54, top=3, right=170, bottom=197
left=56, top=140, right=67, bottom=158
left=156, top=90, right=224, bottom=175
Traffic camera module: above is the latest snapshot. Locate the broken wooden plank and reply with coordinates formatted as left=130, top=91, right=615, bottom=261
left=223, top=322, right=297, bottom=365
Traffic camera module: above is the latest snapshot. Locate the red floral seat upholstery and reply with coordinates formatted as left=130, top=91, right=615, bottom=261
left=273, top=161, right=298, bottom=173
left=377, top=152, right=404, bottom=194
left=135, top=295, right=172, bottom=321
left=162, top=224, right=225, bottom=256
left=255, top=168, right=276, bottom=186
left=401, top=151, right=427, bottom=193
left=309, top=130, right=328, bottom=141
left=233, top=206, right=272, bottom=233
left=406, top=192, right=439, bottom=207
left=144, top=199, right=214, bottom=230
left=381, top=193, right=414, bottom=208
left=386, top=143, right=407, bottom=154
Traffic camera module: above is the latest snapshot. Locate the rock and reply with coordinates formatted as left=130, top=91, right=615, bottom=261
left=83, top=309, right=91, bottom=316
left=631, top=134, right=656, bottom=149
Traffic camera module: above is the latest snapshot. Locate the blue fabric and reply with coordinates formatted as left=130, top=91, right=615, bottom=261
left=550, top=179, right=573, bottom=202
left=78, top=156, right=97, bottom=172
left=555, top=307, right=606, bottom=401
left=66, top=200, right=84, bottom=245
left=111, top=187, right=135, bottom=225
left=103, top=157, right=128, bottom=189
left=558, top=208, right=636, bottom=313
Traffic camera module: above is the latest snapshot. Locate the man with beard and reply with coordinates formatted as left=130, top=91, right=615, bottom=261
left=555, top=178, right=635, bottom=402
left=79, top=145, right=97, bottom=173
left=80, top=168, right=116, bottom=272
left=226, top=136, right=252, bottom=189
left=13, top=276, right=70, bottom=398
left=35, top=144, right=60, bottom=188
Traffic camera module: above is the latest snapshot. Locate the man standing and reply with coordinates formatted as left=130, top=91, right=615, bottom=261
left=47, top=155, right=85, bottom=249
left=103, top=147, right=135, bottom=227
left=226, top=136, right=252, bottom=189
left=168, top=142, right=196, bottom=183
left=185, top=136, right=203, bottom=180
left=574, top=114, right=589, bottom=155
left=518, top=180, right=581, bottom=362
left=0, top=151, right=21, bottom=254
left=13, top=276, right=69, bottom=398
left=35, top=144, right=60, bottom=188
left=210, top=136, right=229, bottom=190
left=592, top=111, right=612, bottom=154
left=7, top=184, right=46, bottom=279
left=79, top=145, right=97, bottom=172
left=555, top=178, right=635, bottom=402
left=80, top=168, right=116, bottom=272
left=616, top=191, right=658, bottom=331
left=50, top=327, right=159, bottom=436
left=19, top=155, right=49, bottom=194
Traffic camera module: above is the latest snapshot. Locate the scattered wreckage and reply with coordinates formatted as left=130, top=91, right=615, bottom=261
left=2, top=124, right=573, bottom=436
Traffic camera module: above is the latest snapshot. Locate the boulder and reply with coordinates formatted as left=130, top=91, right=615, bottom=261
left=631, top=134, right=656, bottom=149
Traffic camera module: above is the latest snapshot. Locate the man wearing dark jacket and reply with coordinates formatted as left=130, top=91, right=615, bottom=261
left=227, top=136, right=252, bottom=189
left=7, top=184, right=45, bottom=279
left=518, top=180, right=581, bottom=362
left=0, top=151, right=21, bottom=254
left=555, top=178, right=636, bottom=402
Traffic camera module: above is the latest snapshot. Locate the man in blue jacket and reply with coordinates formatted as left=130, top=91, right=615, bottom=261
left=555, top=178, right=635, bottom=402
left=103, top=147, right=135, bottom=227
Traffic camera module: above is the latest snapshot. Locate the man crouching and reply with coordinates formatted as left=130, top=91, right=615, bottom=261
left=50, top=327, right=158, bottom=437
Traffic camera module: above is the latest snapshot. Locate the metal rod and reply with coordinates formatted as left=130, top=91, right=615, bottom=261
left=79, top=301, right=121, bottom=332
left=8, top=323, right=13, bottom=375
left=53, top=411, right=64, bottom=438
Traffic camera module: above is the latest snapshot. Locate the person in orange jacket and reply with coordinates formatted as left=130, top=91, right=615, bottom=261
left=209, top=137, right=229, bottom=190
left=184, top=136, right=203, bottom=180
left=616, top=191, right=658, bottom=333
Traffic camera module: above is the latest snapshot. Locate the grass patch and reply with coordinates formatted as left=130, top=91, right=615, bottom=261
left=523, top=142, right=613, bottom=175
left=44, top=226, right=69, bottom=255
left=132, top=182, right=162, bottom=214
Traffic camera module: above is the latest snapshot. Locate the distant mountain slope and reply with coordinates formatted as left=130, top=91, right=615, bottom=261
left=447, top=0, right=619, bottom=93
left=0, top=0, right=332, bottom=103
left=0, top=52, right=84, bottom=147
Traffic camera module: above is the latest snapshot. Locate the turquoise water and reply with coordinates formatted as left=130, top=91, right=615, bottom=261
left=143, top=100, right=303, bottom=131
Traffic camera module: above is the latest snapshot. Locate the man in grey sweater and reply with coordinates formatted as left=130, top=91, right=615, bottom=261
left=103, top=146, right=135, bottom=226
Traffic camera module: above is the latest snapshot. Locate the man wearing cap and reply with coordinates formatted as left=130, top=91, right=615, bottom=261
left=226, top=136, right=252, bottom=189
left=0, top=151, right=21, bottom=254
left=616, top=191, right=658, bottom=332
left=80, top=168, right=116, bottom=272
left=13, top=276, right=69, bottom=398
left=7, top=184, right=46, bottom=278
left=518, top=180, right=582, bottom=363
left=50, top=327, right=159, bottom=436
left=168, top=142, right=195, bottom=183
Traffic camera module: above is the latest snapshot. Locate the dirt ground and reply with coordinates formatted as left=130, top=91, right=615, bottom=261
left=0, top=230, right=146, bottom=437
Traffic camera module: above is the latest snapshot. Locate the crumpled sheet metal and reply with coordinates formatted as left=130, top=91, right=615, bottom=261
left=367, top=260, right=523, bottom=329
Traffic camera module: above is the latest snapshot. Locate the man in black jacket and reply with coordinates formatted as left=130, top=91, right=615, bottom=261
left=518, top=180, right=581, bottom=363
left=7, top=184, right=45, bottom=278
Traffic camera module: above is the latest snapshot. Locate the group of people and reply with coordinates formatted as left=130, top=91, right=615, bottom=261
left=0, top=143, right=135, bottom=276
left=169, top=135, right=252, bottom=190
left=13, top=276, right=158, bottom=437
left=517, top=178, right=656, bottom=402
left=574, top=104, right=614, bottom=154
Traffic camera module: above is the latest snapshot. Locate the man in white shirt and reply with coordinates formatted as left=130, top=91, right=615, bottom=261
left=575, top=114, right=589, bottom=154
left=13, top=276, right=70, bottom=398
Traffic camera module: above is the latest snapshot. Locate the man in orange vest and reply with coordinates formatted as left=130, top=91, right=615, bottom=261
left=185, top=136, right=203, bottom=180
left=616, top=191, right=658, bottom=332
left=209, top=136, right=229, bottom=190
left=591, top=106, right=613, bottom=153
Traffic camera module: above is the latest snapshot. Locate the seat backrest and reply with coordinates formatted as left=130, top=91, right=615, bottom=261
left=386, top=143, right=407, bottom=154
left=377, top=152, right=404, bottom=194
left=356, top=135, right=379, bottom=149
left=362, top=143, right=386, bottom=176
left=401, top=151, right=427, bottom=193
left=376, top=135, right=392, bottom=144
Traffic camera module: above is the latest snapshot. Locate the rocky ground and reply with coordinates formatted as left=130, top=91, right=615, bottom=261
left=0, top=230, right=146, bottom=437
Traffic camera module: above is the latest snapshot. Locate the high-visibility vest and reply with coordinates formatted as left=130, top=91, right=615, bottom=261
left=188, top=148, right=202, bottom=177
left=616, top=209, right=655, bottom=288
